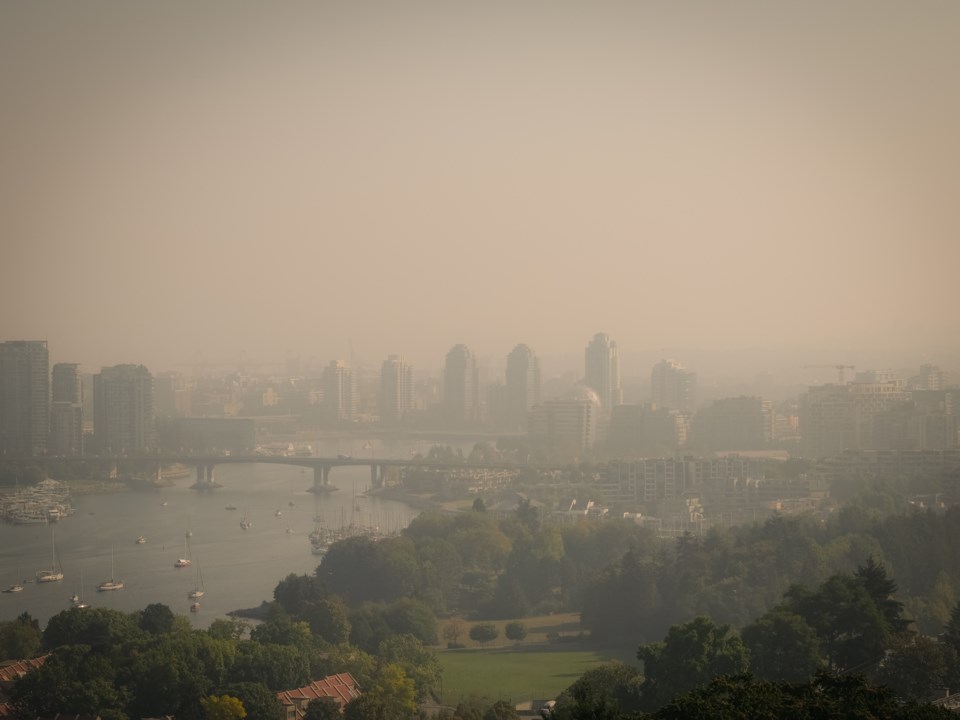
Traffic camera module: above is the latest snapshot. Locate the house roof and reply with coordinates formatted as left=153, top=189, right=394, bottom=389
left=0, top=656, right=48, bottom=686
left=277, top=672, right=361, bottom=718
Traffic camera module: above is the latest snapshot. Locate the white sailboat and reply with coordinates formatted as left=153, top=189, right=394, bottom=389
left=36, top=528, right=64, bottom=582
left=175, top=536, right=192, bottom=568
left=97, top=548, right=123, bottom=591
left=187, top=564, right=204, bottom=599
left=74, top=569, right=90, bottom=608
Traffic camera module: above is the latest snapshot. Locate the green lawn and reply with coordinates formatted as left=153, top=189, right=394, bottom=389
left=438, top=644, right=638, bottom=705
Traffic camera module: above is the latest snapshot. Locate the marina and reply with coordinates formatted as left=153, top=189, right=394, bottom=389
left=0, top=460, right=419, bottom=628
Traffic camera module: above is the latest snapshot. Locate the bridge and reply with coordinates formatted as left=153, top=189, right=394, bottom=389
left=0, top=455, right=565, bottom=492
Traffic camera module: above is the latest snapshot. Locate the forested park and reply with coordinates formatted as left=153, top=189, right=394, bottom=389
left=4, top=468, right=960, bottom=719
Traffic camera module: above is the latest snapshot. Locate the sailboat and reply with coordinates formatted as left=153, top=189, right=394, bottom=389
left=187, top=564, right=204, bottom=599
left=36, top=528, right=64, bottom=582
left=240, top=510, right=251, bottom=530
left=73, top=569, right=90, bottom=608
left=3, top=560, right=24, bottom=593
left=97, top=548, right=123, bottom=591
left=175, top=536, right=192, bottom=568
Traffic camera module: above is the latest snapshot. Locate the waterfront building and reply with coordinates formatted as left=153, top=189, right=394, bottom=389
left=322, top=361, right=356, bottom=423
left=51, top=362, right=81, bottom=404
left=50, top=362, right=83, bottom=456
left=379, top=354, right=413, bottom=423
left=650, top=359, right=697, bottom=412
left=49, top=401, right=83, bottom=456
left=504, top=343, right=541, bottom=430
left=528, top=384, right=600, bottom=450
left=93, top=364, right=155, bottom=453
left=443, top=344, right=480, bottom=424
left=598, top=455, right=771, bottom=506
left=154, top=371, right=192, bottom=416
left=584, top=333, right=621, bottom=418
left=0, top=340, right=49, bottom=455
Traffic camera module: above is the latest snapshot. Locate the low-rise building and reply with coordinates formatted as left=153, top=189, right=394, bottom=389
left=277, top=672, right=361, bottom=720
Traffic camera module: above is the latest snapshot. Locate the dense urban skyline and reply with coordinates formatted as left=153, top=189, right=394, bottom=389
left=2, top=1, right=959, bottom=375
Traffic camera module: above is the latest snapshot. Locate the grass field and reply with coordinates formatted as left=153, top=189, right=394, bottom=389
left=438, top=644, right=637, bottom=704
left=435, top=613, right=637, bottom=703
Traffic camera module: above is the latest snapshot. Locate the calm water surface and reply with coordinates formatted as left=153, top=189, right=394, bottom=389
left=0, top=457, right=421, bottom=629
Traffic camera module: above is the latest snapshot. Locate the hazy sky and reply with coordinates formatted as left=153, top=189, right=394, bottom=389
left=2, top=1, right=958, bottom=377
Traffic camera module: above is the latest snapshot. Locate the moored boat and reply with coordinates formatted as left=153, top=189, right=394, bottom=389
left=98, top=548, right=123, bottom=591
left=36, top=529, right=64, bottom=582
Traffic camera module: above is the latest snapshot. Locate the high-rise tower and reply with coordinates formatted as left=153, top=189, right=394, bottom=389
left=379, top=355, right=413, bottom=423
left=323, top=360, right=356, bottom=423
left=0, top=340, right=49, bottom=455
left=50, top=362, right=83, bottom=456
left=650, top=359, right=697, bottom=412
left=584, top=333, right=621, bottom=417
left=93, top=364, right=155, bottom=454
left=443, top=344, right=480, bottom=424
left=505, top=344, right=541, bottom=430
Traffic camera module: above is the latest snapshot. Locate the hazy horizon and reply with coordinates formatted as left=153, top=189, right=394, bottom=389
left=3, top=1, right=958, bottom=379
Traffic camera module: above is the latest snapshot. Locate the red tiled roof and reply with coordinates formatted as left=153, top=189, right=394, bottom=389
left=0, top=656, right=49, bottom=685
left=277, top=672, right=361, bottom=718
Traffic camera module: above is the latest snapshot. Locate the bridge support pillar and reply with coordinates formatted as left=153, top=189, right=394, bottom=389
left=311, top=464, right=334, bottom=492
left=191, top=463, right=221, bottom=490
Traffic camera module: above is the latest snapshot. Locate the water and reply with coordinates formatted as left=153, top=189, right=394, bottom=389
left=0, top=460, right=420, bottom=629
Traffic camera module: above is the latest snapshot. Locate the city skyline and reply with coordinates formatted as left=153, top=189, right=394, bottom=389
left=2, top=2, right=958, bottom=377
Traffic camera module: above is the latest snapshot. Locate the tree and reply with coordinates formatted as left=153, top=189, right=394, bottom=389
left=208, top=618, right=250, bottom=642
left=220, top=683, right=284, bottom=720
left=43, top=607, right=142, bottom=650
left=201, top=694, right=247, bottom=720
left=472, top=497, right=487, bottom=512
left=274, top=573, right=328, bottom=617
left=382, top=597, right=438, bottom=645
left=305, top=596, right=352, bottom=645
left=320, top=536, right=418, bottom=604
left=250, top=616, right=312, bottom=648
left=741, top=610, right=821, bottom=682
left=139, top=603, right=177, bottom=635
left=855, top=557, right=910, bottom=633
left=303, top=698, right=342, bottom=720
left=874, top=634, right=954, bottom=702
left=0, top=612, right=42, bottom=660
left=343, top=663, right=417, bottom=720
left=504, top=622, right=527, bottom=644
left=942, top=599, right=960, bottom=653
left=228, top=642, right=311, bottom=691
left=786, top=575, right=889, bottom=672
left=652, top=672, right=956, bottom=720
left=482, top=699, right=520, bottom=720
left=469, top=623, right=498, bottom=647
left=378, top=634, right=442, bottom=702
left=442, top=618, right=465, bottom=647
left=550, top=662, right=643, bottom=720
left=10, top=645, right=130, bottom=720
left=637, top=616, right=749, bottom=712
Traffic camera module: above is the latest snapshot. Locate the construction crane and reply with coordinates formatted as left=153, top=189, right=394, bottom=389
left=801, top=364, right=855, bottom=384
